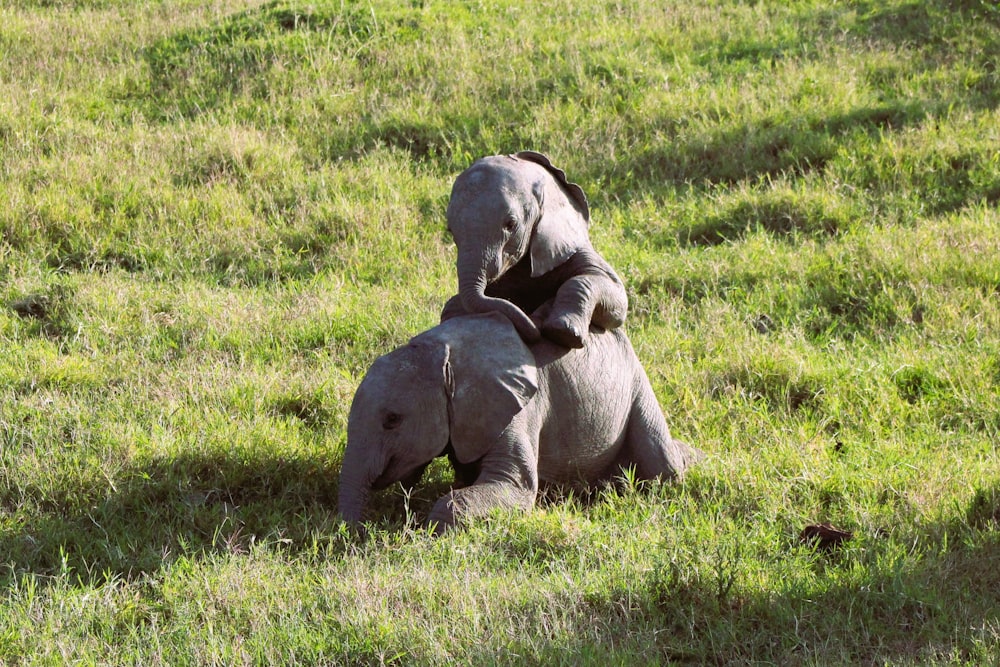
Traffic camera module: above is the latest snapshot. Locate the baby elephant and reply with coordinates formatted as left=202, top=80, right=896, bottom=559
left=442, top=151, right=628, bottom=349
left=338, top=311, right=701, bottom=531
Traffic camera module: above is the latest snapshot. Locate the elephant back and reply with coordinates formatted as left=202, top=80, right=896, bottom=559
left=530, top=326, right=635, bottom=481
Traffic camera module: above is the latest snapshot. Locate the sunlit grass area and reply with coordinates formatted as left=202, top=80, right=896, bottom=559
left=1, top=0, right=998, bottom=663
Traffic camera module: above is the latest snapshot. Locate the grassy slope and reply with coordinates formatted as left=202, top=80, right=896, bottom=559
left=1, top=0, right=998, bottom=663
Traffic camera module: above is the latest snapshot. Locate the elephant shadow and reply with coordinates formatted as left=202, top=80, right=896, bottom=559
left=1, top=451, right=417, bottom=585
left=4, top=397, right=598, bottom=587
left=8, top=457, right=995, bottom=663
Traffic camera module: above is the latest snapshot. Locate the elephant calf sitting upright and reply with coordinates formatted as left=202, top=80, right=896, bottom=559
left=441, top=151, right=628, bottom=349
left=338, top=310, right=701, bottom=531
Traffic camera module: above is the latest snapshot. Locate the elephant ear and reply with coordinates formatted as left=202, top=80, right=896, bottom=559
left=433, top=313, right=538, bottom=464
left=515, top=151, right=590, bottom=220
left=514, top=151, right=591, bottom=277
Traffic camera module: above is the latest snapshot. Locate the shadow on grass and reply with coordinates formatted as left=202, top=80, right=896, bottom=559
left=580, top=484, right=1000, bottom=663
left=858, top=0, right=1000, bottom=56
left=615, top=100, right=930, bottom=196
left=0, top=448, right=462, bottom=586
left=428, top=487, right=1000, bottom=665
left=675, top=188, right=852, bottom=247
left=6, top=456, right=996, bottom=662
left=1, top=453, right=344, bottom=584
left=583, top=0, right=1000, bottom=202
left=141, top=1, right=399, bottom=120
left=440, top=481, right=1000, bottom=663
left=137, top=0, right=1000, bottom=208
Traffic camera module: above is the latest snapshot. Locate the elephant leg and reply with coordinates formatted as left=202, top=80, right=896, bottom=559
left=428, top=438, right=538, bottom=532
left=429, top=481, right=537, bottom=532
left=619, top=378, right=701, bottom=481
left=542, top=274, right=627, bottom=348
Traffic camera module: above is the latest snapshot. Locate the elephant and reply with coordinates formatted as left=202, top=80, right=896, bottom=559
left=441, top=151, right=628, bottom=349
left=337, top=310, right=701, bottom=531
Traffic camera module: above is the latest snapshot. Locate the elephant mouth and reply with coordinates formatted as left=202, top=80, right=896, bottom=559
left=372, top=460, right=429, bottom=491
left=372, top=469, right=396, bottom=491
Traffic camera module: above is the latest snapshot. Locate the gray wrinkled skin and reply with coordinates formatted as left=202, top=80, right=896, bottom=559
left=338, top=312, right=701, bottom=532
left=442, top=151, right=628, bottom=349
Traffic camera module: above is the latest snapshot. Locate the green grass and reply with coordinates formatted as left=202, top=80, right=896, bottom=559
left=2, top=0, right=999, bottom=663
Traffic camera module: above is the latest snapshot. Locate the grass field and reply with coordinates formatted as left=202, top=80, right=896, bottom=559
left=2, top=0, right=999, bottom=663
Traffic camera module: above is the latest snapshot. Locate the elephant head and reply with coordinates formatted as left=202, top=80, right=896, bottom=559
left=446, top=151, right=590, bottom=341
left=337, top=313, right=538, bottom=525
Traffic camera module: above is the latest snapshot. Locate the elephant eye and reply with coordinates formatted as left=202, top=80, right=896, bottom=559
left=382, top=412, right=403, bottom=430
left=502, top=216, right=517, bottom=232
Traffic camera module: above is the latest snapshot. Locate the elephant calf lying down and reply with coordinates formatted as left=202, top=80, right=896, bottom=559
left=338, top=311, right=701, bottom=530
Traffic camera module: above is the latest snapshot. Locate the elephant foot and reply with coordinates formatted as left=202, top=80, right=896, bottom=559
left=541, top=318, right=587, bottom=349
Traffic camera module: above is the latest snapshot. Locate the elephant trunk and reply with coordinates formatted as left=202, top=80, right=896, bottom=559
left=337, top=479, right=370, bottom=525
left=337, top=440, right=376, bottom=524
left=457, top=254, right=540, bottom=342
